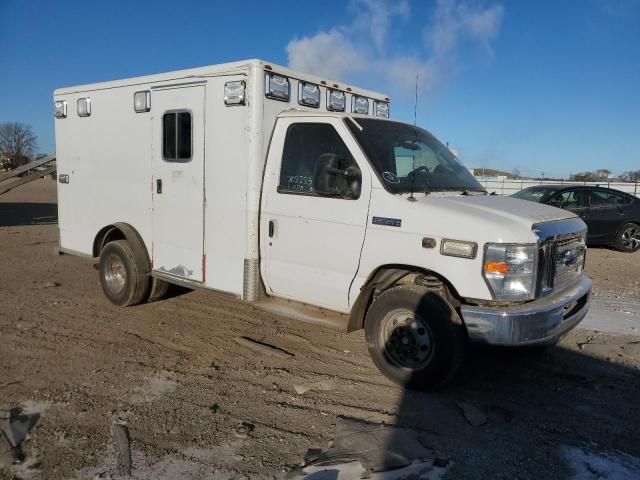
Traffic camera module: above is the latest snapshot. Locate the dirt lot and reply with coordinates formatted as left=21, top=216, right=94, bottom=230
left=1, top=180, right=640, bottom=479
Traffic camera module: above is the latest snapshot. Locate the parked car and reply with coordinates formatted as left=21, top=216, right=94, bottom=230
left=512, top=185, right=640, bottom=252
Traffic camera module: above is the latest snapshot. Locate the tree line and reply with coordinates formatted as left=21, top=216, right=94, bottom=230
left=0, top=122, right=38, bottom=170
left=570, top=169, right=640, bottom=183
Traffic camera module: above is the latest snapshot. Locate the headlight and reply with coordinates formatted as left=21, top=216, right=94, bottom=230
left=483, top=244, right=538, bottom=301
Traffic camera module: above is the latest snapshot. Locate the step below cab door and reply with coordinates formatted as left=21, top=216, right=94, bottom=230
left=260, top=117, right=371, bottom=312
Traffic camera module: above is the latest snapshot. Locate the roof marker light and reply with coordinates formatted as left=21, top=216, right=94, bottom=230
left=352, top=95, right=369, bottom=114
left=298, top=81, right=320, bottom=108
left=224, top=80, right=246, bottom=105
left=374, top=100, right=390, bottom=118
left=327, top=89, right=346, bottom=112
left=265, top=73, right=290, bottom=101
left=54, top=100, right=67, bottom=118
left=77, top=97, right=91, bottom=117
left=134, top=90, right=151, bottom=112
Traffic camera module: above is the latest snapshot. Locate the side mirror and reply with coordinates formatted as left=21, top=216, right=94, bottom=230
left=313, top=153, right=361, bottom=198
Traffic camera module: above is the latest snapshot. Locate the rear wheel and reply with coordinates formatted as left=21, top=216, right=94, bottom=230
left=99, top=240, right=149, bottom=306
left=147, top=277, right=170, bottom=303
left=364, top=285, right=467, bottom=390
left=615, top=222, right=640, bottom=252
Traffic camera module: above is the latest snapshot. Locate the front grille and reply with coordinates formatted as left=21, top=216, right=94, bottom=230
left=537, top=232, right=586, bottom=296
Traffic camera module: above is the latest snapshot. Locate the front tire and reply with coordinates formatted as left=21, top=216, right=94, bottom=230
left=99, top=240, right=149, bottom=306
left=364, top=285, right=467, bottom=390
left=615, top=223, right=640, bottom=253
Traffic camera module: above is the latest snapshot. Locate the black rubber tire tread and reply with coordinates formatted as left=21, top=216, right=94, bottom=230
left=99, top=240, right=149, bottom=307
left=614, top=222, right=640, bottom=253
left=147, top=277, right=170, bottom=303
left=364, top=284, right=467, bottom=390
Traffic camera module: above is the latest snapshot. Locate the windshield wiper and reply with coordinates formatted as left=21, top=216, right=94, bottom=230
left=460, top=189, right=488, bottom=196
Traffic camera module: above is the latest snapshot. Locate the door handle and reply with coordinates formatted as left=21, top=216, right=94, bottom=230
left=156, top=179, right=162, bottom=194
left=268, top=220, right=275, bottom=238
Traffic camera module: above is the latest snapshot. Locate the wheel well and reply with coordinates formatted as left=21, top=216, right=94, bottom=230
left=347, top=265, right=461, bottom=333
left=93, top=223, right=151, bottom=274
left=93, top=226, right=125, bottom=258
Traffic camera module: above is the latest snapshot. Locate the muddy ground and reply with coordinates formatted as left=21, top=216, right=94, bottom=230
left=1, top=180, right=639, bottom=479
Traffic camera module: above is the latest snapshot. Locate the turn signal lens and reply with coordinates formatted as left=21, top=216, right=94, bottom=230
left=484, top=261, right=509, bottom=275
left=483, top=243, right=538, bottom=301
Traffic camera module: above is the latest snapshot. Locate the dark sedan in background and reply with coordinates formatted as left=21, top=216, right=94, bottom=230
left=513, top=185, right=640, bottom=252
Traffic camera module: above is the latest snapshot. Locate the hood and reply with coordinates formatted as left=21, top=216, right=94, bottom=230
left=369, top=190, right=579, bottom=244
left=421, top=194, right=576, bottom=225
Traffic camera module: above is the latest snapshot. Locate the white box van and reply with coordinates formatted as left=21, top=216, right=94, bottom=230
left=53, top=59, right=591, bottom=389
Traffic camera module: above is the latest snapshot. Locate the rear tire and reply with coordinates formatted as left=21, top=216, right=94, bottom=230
left=99, top=240, right=149, bottom=306
left=147, top=277, right=170, bottom=303
left=615, top=222, right=640, bottom=252
left=364, top=285, right=467, bottom=390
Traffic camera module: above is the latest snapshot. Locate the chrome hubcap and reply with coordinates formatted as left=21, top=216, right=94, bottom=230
left=380, top=309, right=434, bottom=369
left=104, top=254, right=126, bottom=294
left=621, top=225, right=640, bottom=250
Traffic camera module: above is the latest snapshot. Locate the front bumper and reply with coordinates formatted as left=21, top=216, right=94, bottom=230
left=460, top=276, right=592, bottom=346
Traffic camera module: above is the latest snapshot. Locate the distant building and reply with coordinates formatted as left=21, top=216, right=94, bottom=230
left=470, top=168, right=517, bottom=180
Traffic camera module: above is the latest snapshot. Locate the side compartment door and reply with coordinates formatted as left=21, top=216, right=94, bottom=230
left=151, top=85, right=205, bottom=281
left=260, top=119, right=371, bottom=311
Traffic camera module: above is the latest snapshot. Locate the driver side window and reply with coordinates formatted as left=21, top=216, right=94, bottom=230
left=549, top=190, right=588, bottom=209
left=278, top=123, right=361, bottom=199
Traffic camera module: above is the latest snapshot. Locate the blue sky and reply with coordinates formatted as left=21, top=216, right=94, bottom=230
left=1, top=0, right=638, bottom=178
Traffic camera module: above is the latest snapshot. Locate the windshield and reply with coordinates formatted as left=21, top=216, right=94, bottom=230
left=346, top=118, right=485, bottom=194
left=512, top=188, right=556, bottom=202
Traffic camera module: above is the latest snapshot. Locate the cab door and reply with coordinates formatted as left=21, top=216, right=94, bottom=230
left=151, top=85, right=205, bottom=281
left=260, top=118, right=371, bottom=312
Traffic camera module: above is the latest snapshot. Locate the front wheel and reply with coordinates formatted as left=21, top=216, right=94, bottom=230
left=364, top=285, right=467, bottom=390
left=615, top=223, right=640, bottom=253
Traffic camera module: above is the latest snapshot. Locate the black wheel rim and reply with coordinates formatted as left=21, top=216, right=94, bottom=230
left=379, top=308, right=434, bottom=369
left=621, top=225, right=640, bottom=251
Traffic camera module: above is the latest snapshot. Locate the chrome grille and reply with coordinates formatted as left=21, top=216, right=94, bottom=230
left=533, top=219, right=588, bottom=297
left=552, top=233, right=586, bottom=291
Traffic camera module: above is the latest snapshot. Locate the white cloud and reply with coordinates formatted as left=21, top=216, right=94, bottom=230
left=350, top=0, right=410, bottom=51
left=285, top=0, right=504, bottom=95
left=427, top=0, right=504, bottom=57
left=376, top=56, right=442, bottom=93
left=287, top=29, right=365, bottom=80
